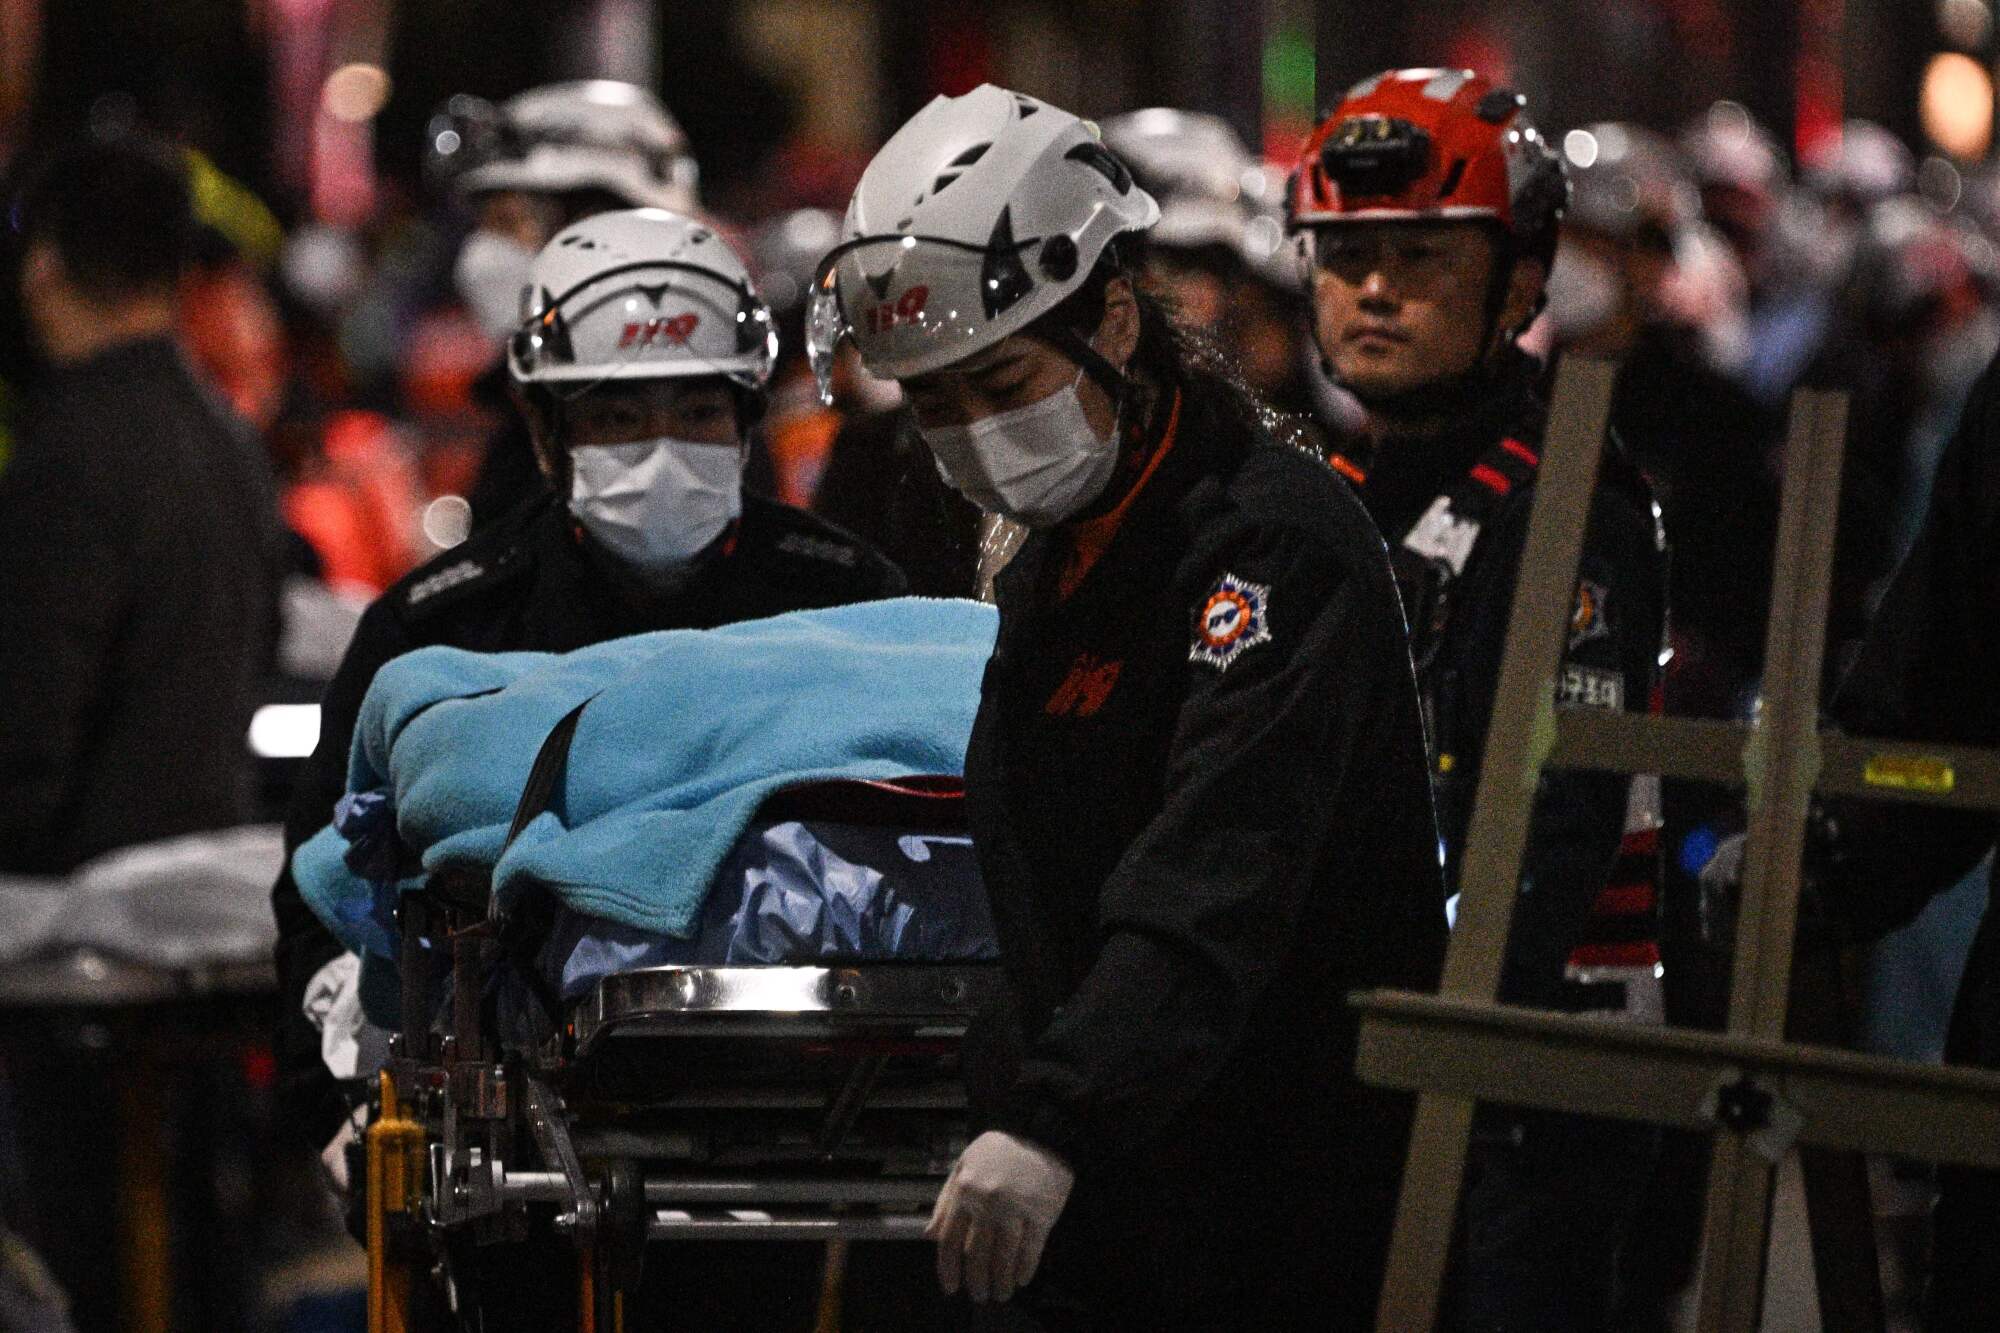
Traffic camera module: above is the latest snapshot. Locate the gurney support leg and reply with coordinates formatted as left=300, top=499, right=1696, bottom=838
left=367, top=1071, right=424, bottom=1333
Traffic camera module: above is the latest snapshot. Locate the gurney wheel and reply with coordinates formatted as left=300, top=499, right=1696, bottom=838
left=587, top=1161, right=647, bottom=1331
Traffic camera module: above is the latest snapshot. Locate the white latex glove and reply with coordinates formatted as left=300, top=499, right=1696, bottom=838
left=303, top=951, right=365, bottom=1079
left=926, top=1130, right=1074, bottom=1304
left=320, top=1106, right=367, bottom=1199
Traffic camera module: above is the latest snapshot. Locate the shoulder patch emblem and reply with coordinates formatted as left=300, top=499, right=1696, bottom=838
left=1402, top=496, right=1481, bottom=575
left=1190, top=573, right=1273, bottom=671
left=1569, top=579, right=1612, bottom=649
left=405, top=559, right=486, bottom=608
left=775, top=532, right=860, bottom=567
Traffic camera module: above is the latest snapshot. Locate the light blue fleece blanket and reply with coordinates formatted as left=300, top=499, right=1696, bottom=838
left=293, top=597, right=995, bottom=958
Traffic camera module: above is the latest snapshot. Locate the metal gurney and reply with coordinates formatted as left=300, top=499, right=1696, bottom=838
left=360, top=772, right=1005, bottom=1331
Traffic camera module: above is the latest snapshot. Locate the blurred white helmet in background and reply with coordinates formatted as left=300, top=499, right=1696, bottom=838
left=437, top=81, right=699, bottom=212
left=507, top=208, right=775, bottom=391
left=1100, top=108, right=1260, bottom=254
left=748, top=208, right=844, bottom=315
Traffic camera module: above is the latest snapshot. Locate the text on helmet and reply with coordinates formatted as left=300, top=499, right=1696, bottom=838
left=618, top=314, right=702, bottom=349
left=862, top=285, right=931, bottom=336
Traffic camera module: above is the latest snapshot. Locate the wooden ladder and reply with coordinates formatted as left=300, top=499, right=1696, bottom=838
left=1354, top=356, right=2000, bottom=1331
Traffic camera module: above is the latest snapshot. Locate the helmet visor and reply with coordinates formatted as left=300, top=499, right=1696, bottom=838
left=510, top=257, right=775, bottom=394
left=806, top=232, right=1044, bottom=405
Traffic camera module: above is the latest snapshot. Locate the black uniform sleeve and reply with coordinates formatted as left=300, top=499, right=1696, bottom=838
left=270, top=597, right=418, bottom=1149
left=986, top=522, right=1417, bottom=1171
left=1819, top=363, right=2000, bottom=941
left=0, top=414, right=131, bottom=869
left=1441, top=485, right=1665, bottom=1008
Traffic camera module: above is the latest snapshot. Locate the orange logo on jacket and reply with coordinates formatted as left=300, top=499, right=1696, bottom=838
left=1045, top=653, right=1123, bottom=718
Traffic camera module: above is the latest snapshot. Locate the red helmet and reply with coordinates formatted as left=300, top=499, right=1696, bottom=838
left=1289, top=68, right=1567, bottom=263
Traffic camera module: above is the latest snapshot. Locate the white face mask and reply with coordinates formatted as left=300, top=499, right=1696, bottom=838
left=567, top=436, right=744, bottom=585
left=917, top=368, right=1118, bottom=528
left=455, top=231, right=538, bottom=342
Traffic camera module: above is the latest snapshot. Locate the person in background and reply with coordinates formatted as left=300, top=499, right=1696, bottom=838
left=1101, top=109, right=1328, bottom=433
left=430, top=81, right=702, bottom=529
left=1536, top=122, right=1780, bottom=721
left=800, top=212, right=989, bottom=597
left=745, top=206, right=848, bottom=507
left=1291, top=70, right=1669, bottom=1330
left=0, top=130, right=284, bottom=1330
left=814, top=83, right=1447, bottom=1326
left=0, top=132, right=283, bottom=874
left=270, top=208, right=905, bottom=1330
left=750, top=207, right=993, bottom=601
left=1099, top=108, right=1259, bottom=335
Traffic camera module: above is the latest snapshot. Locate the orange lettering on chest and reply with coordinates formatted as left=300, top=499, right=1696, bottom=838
left=1044, top=653, right=1124, bottom=718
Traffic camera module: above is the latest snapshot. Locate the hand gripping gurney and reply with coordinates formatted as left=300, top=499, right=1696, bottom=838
left=361, top=698, right=1005, bottom=1332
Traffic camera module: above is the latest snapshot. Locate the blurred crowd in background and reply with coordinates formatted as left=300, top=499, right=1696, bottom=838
left=5, top=2, right=2000, bottom=731
left=3, top=1, right=2000, bottom=1328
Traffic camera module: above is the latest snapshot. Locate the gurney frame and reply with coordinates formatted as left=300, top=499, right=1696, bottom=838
left=364, top=865, right=1003, bottom=1332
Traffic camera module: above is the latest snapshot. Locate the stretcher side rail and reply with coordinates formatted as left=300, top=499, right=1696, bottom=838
left=369, top=765, right=1000, bottom=1331
left=574, top=962, right=1009, bottom=1055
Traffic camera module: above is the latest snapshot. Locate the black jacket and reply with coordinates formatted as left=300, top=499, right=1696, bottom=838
left=1818, top=353, right=2000, bottom=1326
left=1610, top=328, right=1784, bottom=717
left=1333, top=355, right=1669, bottom=1014
left=964, top=374, right=1447, bottom=1327
left=270, top=491, right=907, bottom=1149
left=0, top=338, right=283, bottom=874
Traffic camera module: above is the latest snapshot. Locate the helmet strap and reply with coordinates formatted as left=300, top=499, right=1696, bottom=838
left=1479, top=228, right=1525, bottom=353
left=538, top=390, right=574, bottom=496
left=1041, top=321, right=1129, bottom=403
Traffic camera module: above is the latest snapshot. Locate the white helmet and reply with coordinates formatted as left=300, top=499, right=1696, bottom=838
left=748, top=208, right=843, bottom=315
left=1100, top=108, right=1260, bottom=255
left=439, top=81, right=699, bottom=212
left=507, top=208, right=775, bottom=391
left=807, top=84, right=1159, bottom=401
left=1239, top=163, right=1303, bottom=292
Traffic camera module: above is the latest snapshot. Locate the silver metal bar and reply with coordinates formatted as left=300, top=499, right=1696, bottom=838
left=578, top=1087, right=968, bottom=1112
left=1352, top=990, right=2000, bottom=1169
left=497, top=1173, right=941, bottom=1208
left=1374, top=356, right=1621, bottom=1332
left=647, top=1213, right=933, bottom=1242
left=521, top=1075, right=597, bottom=1239
left=574, top=964, right=1004, bottom=1055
